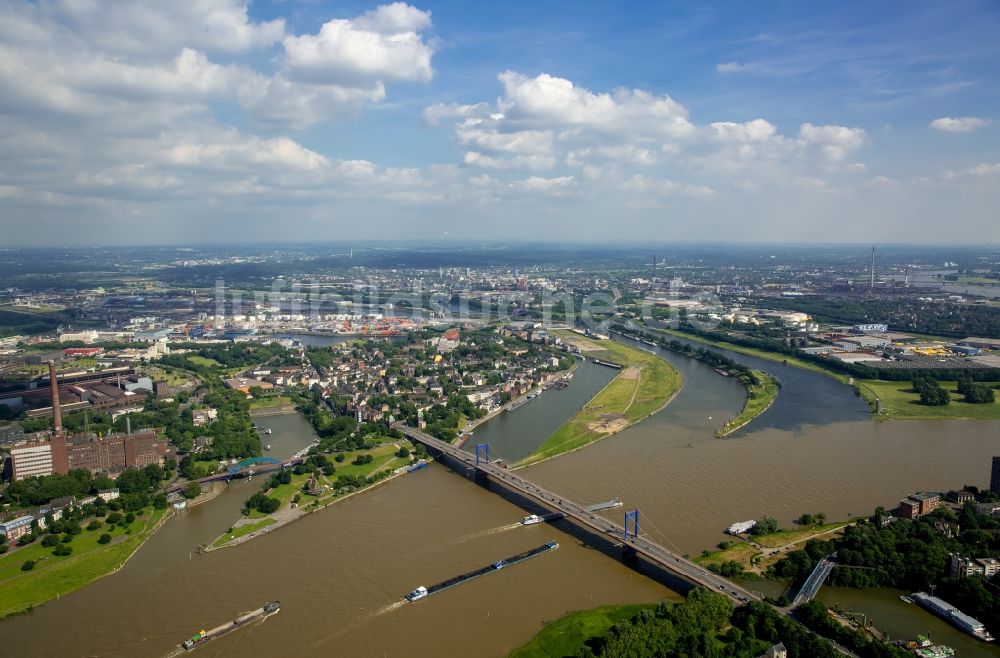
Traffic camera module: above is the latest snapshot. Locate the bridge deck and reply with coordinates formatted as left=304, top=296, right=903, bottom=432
left=396, top=424, right=762, bottom=606
left=792, top=553, right=836, bottom=607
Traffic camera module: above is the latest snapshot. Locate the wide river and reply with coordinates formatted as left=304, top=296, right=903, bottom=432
left=4, top=334, right=1000, bottom=657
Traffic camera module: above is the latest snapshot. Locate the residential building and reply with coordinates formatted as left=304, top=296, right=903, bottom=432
left=946, top=489, right=976, bottom=504
left=0, top=515, right=35, bottom=542
left=98, top=488, right=120, bottom=502
left=952, top=554, right=1000, bottom=579
left=952, top=554, right=985, bottom=579
left=898, top=492, right=941, bottom=519
left=980, top=557, right=1000, bottom=579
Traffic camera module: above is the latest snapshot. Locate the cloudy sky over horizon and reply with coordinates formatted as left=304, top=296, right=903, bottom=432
left=1, top=0, right=998, bottom=246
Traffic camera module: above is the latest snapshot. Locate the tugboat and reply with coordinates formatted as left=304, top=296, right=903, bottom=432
left=406, top=586, right=428, bottom=602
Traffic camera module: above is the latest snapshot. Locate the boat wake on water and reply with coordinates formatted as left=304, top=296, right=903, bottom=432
left=375, top=600, right=407, bottom=616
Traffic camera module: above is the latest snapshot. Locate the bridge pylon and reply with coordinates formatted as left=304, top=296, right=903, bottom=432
left=473, top=443, right=491, bottom=482
left=622, top=509, right=640, bottom=562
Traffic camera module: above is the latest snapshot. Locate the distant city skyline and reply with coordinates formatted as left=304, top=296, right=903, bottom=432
left=1, top=1, right=998, bottom=246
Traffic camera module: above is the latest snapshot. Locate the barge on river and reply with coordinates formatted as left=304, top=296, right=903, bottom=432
left=405, top=542, right=558, bottom=602
left=180, top=601, right=280, bottom=651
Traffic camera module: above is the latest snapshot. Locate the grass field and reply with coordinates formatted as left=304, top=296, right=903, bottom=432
left=515, top=333, right=681, bottom=467
left=696, top=521, right=850, bottom=572
left=508, top=603, right=657, bottom=658
left=186, top=355, right=220, bottom=368
left=249, top=395, right=293, bottom=409
left=856, top=380, right=1000, bottom=420
left=716, top=369, right=779, bottom=437
left=212, top=518, right=275, bottom=547
left=0, top=508, right=167, bottom=618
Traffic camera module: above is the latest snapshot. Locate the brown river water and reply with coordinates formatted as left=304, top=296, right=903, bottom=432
left=3, top=336, right=1000, bottom=658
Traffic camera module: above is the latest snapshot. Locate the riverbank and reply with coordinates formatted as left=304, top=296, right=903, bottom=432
left=0, top=506, right=171, bottom=619
left=696, top=521, right=852, bottom=574
left=206, top=443, right=414, bottom=551
left=855, top=379, right=1000, bottom=420
left=460, top=361, right=580, bottom=438
left=508, top=602, right=658, bottom=658
left=513, top=332, right=681, bottom=468
left=715, top=369, right=780, bottom=437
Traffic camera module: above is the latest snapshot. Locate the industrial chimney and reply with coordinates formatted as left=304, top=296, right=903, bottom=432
left=48, top=361, right=63, bottom=434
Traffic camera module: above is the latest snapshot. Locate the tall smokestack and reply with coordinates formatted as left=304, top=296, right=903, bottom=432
left=870, top=244, right=876, bottom=288
left=48, top=361, right=63, bottom=434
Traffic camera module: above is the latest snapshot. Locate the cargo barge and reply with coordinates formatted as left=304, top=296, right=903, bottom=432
left=180, top=601, right=279, bottom=651
left=911, top=591, right=994, bottom=642
left=405, top=541, right=558, bottom=602
left=586, top=498, right=623, bottom=512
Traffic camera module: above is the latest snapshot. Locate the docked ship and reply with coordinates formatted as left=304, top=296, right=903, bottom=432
left=181, top=601, right=280, bottom=650
left=912, top=592, right=995, bottom=642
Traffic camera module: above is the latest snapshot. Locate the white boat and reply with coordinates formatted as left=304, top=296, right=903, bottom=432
left=264, top=444, right=271, bottom=451
left=265, top=428, right=272, bottom=435
left=406, top=586, right=428, bottom=602
left=521, top=514, right=543, bottom=525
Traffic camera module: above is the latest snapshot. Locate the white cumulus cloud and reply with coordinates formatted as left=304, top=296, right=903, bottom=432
left=930, top=116, right=991, bottom=132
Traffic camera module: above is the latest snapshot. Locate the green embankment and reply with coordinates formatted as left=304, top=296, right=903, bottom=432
left=515, top=332, right=681, bottom=468
left=696, top=521, right=850, bottom=572
left=715, top=369, right=780, bottom=437
left=856, top=379, right=1000, bottom=420
left=0, top=508, right=168, bottom=618
left=212, top=518, right=276, bottom=547
left=508, top=603, right=657, bottom=658
left=650, top=326, right=850, bottom=383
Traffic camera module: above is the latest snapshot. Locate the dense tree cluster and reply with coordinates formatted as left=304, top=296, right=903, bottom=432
left=245, top=492, right=280, bottom=514
left=561, top=588, right=906, bottom=658
left=958, top=377, right=996, bottom=403
left=911, top=377, right=950, bottom=406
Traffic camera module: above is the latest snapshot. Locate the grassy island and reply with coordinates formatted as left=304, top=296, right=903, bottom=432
left=715, top=369, right=779, bottom=437
left=514, top=332, right=681, bottom=468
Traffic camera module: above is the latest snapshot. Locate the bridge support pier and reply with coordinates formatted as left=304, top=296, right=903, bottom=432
left=472, top=468, right=488, bottom=483
left=621, top=543, right=638, bottom=563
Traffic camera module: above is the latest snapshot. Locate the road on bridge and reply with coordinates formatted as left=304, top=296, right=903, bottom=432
left=395, top=424, right=762, bottom=606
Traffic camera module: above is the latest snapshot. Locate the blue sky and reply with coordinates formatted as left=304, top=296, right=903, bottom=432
left=0, top=1, right=997, bottom=245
